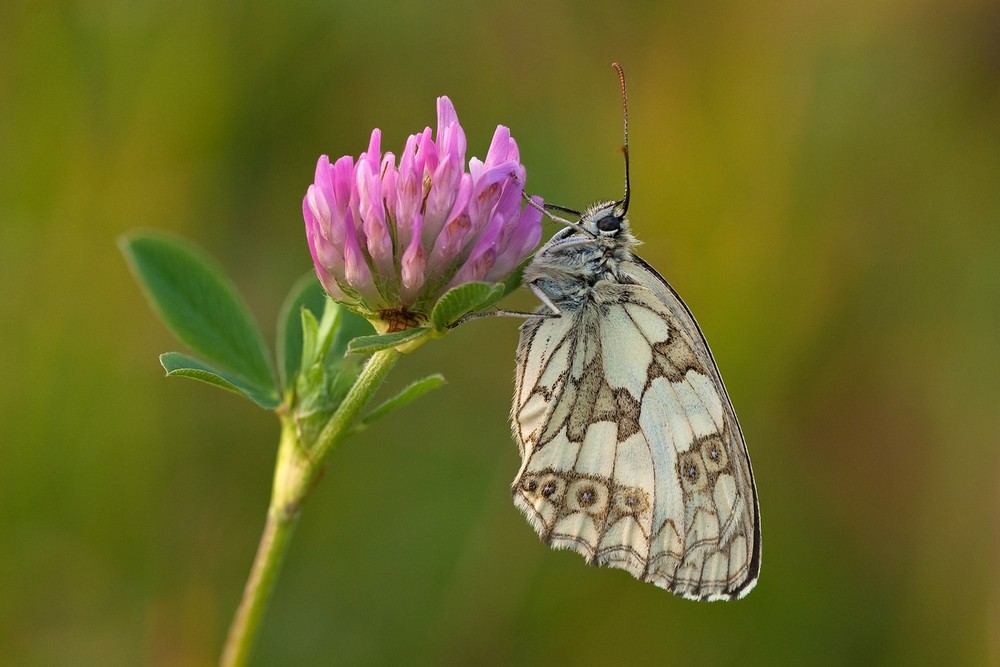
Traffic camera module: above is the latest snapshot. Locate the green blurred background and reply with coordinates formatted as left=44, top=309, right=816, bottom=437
left=2, top=1, right=998, bottom=665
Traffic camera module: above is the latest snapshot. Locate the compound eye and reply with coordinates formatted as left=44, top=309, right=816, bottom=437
left=595, top=214, right=621, bottom=233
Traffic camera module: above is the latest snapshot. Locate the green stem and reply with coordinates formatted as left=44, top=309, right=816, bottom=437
left=220, top=348, right=401, bottom=667
left=219, top=493, right=298, bottom=667
left=312, top=347, right=401, bottom=464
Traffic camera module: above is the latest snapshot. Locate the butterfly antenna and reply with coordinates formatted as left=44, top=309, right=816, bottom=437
left=544, top=202, right=583, bottom=217
left=612, top=62, right=630, bottom=216
left=521, top=191, right=593, bottom=236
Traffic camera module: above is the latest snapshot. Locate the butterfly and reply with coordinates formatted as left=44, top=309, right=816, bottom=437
left=510, top=64, right=760, bottom=600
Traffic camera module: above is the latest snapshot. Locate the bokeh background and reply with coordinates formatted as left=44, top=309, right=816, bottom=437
left=2, top=1, right=998, bottom=665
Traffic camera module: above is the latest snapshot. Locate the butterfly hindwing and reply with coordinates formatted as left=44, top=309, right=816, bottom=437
left=512, top=266, right=759, bottom=600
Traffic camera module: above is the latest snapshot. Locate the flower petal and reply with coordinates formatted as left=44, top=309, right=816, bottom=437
left=395, top=131, right=425, bottom=235
left=380, top=151, right=398, bottom=230
left=484, top=196, right=543, bottom=283
left=448, top=231, right=498, bottom=287
left=303, top=193, right=347, bottom=300
left=468, top=159, right=521, bottom=235
left=400, top=212, right=427, bottom=304
left=437, top=96, right=459, bottom=133
left=484, top=125, right=519, bottom=168
left=426, top=174, right=473, bottom=273
left=342, top=208, right=378, bottom=303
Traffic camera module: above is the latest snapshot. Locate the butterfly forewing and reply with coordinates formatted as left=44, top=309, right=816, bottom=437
left=512, top=250, right=760, bottom=601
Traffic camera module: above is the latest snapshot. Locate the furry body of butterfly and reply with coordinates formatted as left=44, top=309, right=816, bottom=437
left=511, top=200, right=761, bottom=601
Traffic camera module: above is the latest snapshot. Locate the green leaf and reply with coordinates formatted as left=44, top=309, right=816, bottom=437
left=298, top=307, right=321, bottom=373
left=346, top=327, right=430, bottom=355
left=329, top=309, right=376, bottom=359
left=360, top=374, right=445, bottom=428
left=314, top=298, right=344, bottom=362
left=430, top=281, right=506, bottom=331
left=289, top=305, right=374, bottom=444
left=298, top=299, right=346, bottom=375
left=276, top=275, right=328, bottom=391
left=120, top=232, right=279, bottom=406
left=160, top=352, right=282, bottom=410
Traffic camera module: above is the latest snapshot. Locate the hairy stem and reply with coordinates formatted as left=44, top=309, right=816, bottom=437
left=221, top=348, right=401, bottom=666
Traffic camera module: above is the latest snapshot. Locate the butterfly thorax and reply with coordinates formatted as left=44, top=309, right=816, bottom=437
left=523, top=201, right=639, bottom=310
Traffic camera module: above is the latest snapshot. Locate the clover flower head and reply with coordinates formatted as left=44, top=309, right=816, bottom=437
left=303, top=97, right=543, bottom=332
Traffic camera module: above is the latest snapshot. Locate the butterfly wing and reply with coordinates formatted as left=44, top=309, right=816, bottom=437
left=511, top=258, right=760, bottom=600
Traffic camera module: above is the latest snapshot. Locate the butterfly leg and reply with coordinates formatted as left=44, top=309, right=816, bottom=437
left=527, top=282, right=562, bottom=317
left=450, top=282, right=562, bottom=328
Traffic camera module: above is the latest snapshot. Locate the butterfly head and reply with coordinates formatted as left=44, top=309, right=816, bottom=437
left=578, top=199, right=634, bottom=246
